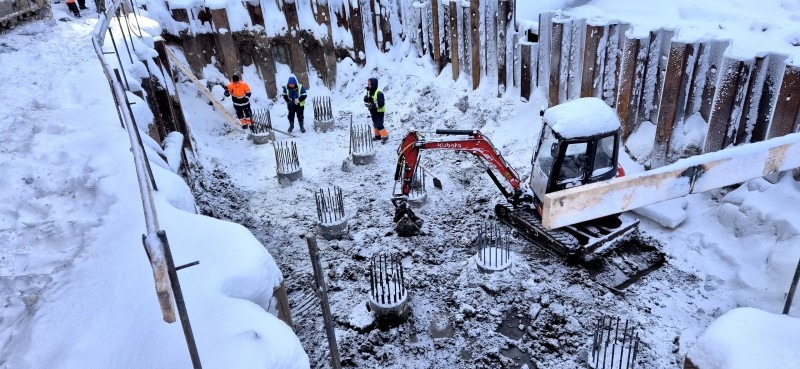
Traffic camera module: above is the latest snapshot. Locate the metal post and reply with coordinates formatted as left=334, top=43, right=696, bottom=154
left=305, top=233, right=342, bottom=369
left=783, top=257, right=800, bottom=314
left=158, top=231, right=202, bottom=369
left=114, top=69, right=158, bottom=191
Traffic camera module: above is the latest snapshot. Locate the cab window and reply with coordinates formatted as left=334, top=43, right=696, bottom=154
left=558, top=142, right=587, bottom=182
left=592, top=135, right=615, bottom=177
left=536, top=126, right=558, bottom=175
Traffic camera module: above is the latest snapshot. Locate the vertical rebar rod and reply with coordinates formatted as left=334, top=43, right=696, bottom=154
left=116, top=12, right=135, bottom=64
left=619, top=320, right=629, bottom=369
left=305, top=234, right=342, bottom=369
left=603, top=315, right=612, bottom=368
left=610, top=317, right=619, bottom=368
left=783, top=257, right=800, bottom=314
left=158, top=231, right=202, bottom=369
left=630, top=332, right=639, bottom=369
left=107, top=29, right=131, bottom=90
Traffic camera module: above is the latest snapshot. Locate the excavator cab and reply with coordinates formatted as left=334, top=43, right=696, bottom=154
left=529, top=98, right=622, bottom=206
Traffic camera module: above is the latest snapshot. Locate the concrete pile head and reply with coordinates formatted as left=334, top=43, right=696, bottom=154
left=474, top=222, right=513, bottom=273
left=273, top=140, right=302, bottom=184
left=350, top=121, right=375, bottom=165
left=314, top=186, right=348, bottom=240
left=251, top=108, right=275, bottom=144
left=313, top=96, right=335, bottom=132
left=368, top=252, right=410, bottom=329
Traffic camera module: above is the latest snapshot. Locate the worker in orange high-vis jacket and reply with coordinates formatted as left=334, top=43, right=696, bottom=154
left=224, top=75, right=253, bottom=129
left=64, top=0, right=83, bottom=17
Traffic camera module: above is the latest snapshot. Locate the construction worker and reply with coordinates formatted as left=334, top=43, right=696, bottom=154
left=64, top=0, right=83, bottom=17
left=363, top=78, right=387, bottom=143
left=224, top=75, right=253, bottom=129
left=282, top=76, right=307, bottom=133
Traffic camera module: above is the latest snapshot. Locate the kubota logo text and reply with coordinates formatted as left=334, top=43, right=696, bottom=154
left=435, top=142, right=462, bottom=149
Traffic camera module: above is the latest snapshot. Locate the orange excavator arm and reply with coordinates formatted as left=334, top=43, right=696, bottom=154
left=393, top=129, right=526, bottom=205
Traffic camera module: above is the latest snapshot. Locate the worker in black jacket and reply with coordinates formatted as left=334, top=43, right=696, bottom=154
left=363, top=77, right=387, bottom=143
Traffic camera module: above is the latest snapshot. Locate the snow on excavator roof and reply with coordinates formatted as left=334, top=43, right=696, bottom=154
left=543, top=97, right=621, bottom=139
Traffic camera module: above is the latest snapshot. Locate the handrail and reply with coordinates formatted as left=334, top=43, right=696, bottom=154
left=91, top=3, right=202, bottom=367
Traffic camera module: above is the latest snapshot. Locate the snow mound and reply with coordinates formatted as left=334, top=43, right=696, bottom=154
left=686, top=307, right=800, bottom=369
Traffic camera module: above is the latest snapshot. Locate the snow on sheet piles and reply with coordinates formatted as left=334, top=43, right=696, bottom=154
left=543, top=97, right=620, bottom=138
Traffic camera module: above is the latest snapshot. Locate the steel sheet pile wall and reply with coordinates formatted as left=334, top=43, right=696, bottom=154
left=160, top=1, right=800, bottom=168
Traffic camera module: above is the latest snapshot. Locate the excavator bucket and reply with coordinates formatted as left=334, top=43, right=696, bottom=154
left=392, top=196, right=423, bottom=237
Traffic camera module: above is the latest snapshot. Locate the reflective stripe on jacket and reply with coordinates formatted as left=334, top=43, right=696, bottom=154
left=282, top=84, right=308, bottom=107
left=366, top=89, right=386, bottom=113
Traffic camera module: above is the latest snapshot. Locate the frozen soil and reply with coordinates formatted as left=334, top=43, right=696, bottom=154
left=179, top=60, right=734, bottom=369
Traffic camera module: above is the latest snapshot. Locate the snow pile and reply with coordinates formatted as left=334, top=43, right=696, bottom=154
left=0, top=11, right=308, bottom=369
left=686, top=307, right=800, bottom=369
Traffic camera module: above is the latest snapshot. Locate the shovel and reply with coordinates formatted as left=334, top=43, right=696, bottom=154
left=418, top=164, right=443, bottom=189
left=341, top=114, right=354, bottom=172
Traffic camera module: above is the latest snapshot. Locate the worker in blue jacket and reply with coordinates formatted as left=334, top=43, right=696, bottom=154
left=282, top=76, right=308, bottom=133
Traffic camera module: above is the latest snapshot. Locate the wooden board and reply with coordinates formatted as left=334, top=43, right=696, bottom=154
left=166, top=48, right=243, bottom=130
left=542, top=132, right=800, bottom=229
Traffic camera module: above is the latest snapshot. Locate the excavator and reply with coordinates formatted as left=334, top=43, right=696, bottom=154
left=391, top=97, right=800, bottom=290
left=391, top=98, right=662, bottom=290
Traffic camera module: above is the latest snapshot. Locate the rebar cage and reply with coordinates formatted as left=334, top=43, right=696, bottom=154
left=369, top=253, right=407, bottom=306
left=313, top=96, right=333, bottom=122
left=350, top=122, right=375, bottom=155
left=251, top=108, right=273, bottom=135
left=475, top=222, right=512, bottom=269
left=409, top=166, right=426, bottom=200
left=590, top=316, right=640, bottom=369
left=314, top=186, right=345, bottom=224
left=273, top=141, right=301, bottom=174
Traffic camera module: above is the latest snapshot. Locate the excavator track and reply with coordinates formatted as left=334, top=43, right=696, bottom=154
left=495, top=203, right=665, bottom=291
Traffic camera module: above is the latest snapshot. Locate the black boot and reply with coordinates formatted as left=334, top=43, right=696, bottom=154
left=288, top=123, right=294, bottom=133
left=67, top=2, right=81, bottom=16
left=299, top=121, right=305, bottom=133
left=78, top=0, right=88, bottom=10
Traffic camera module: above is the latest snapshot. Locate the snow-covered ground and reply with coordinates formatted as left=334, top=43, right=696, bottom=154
left=1, top=0, right=799, bottom=368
